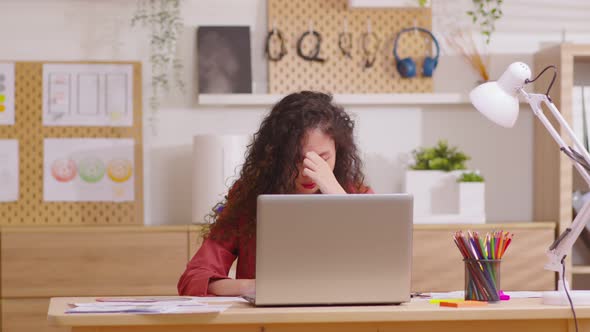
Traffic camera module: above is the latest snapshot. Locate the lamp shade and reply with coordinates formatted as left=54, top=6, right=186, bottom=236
left=469, top=62, right=532, bottom=128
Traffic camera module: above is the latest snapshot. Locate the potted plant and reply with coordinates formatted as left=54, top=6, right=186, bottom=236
left=458, top=171, right=486, bottom=222
left=405, top=140, right=485, bottom=223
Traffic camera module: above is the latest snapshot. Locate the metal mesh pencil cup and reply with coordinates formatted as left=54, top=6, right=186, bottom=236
left=464, top=259, right=501, bottom=302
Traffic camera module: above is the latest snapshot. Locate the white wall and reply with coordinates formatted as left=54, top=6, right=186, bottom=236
left=1, top=0, right=590, bottom=225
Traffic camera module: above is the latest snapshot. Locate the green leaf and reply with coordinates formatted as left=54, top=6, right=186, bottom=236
left=458, top=172, right=485, bottom=182
left=409, top=140, right=471, bottom=171
left=429, top=158, right=449, bottom=170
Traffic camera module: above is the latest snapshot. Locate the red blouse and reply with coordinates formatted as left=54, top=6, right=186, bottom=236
left=178, top=215, right=255, bottom=296
left=177, top=188, right=373, bottom=296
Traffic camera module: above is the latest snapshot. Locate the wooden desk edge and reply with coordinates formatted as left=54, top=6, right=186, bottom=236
left=47, top=297, right=586, bottom=327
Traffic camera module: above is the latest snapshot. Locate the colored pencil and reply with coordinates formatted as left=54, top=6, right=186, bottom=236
left=452, top=230, right=514, bottom=301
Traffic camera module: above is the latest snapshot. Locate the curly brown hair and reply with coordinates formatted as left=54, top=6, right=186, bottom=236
left=204, top=91, right=369, bottom=239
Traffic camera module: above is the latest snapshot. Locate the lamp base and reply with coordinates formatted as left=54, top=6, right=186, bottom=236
left=542, top=290, right=590, bottom=306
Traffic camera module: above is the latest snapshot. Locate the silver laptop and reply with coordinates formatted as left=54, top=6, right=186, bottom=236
left=248, top=194, right=413, bottom=306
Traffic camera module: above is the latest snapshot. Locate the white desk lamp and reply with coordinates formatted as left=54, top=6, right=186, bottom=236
left=470, top=62, right=590, bottom=306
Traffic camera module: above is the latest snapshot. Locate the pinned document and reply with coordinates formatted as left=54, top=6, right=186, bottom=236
left=0, top=139, right=18, bottom=201
left=66, top=297, right=232, bottom=314
left=43, top=64, right=133, bottom=127
left=0, top=63, right=15, bottom=126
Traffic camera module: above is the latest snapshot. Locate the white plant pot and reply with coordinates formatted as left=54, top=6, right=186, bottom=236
left=405, top=170, right=485, bottom=224
left=405, top=170, right=462, bottom=217
left=459, top=182, right=486, bottom=222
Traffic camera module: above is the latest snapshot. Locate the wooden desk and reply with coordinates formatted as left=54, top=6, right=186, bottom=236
left=48, top=297, right=589, bottom=332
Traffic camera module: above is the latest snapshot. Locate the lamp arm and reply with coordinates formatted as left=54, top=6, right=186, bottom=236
left=520, top=90, right=590, bottom=274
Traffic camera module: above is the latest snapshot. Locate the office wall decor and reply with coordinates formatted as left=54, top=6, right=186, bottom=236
left=0, top=62, right=143, bottom=225
left=198, top=26, right=253, bottom=93
left=268, top=0, right=433, bottom=93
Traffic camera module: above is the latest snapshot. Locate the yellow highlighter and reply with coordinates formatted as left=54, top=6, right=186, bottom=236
left=429, top=299, right=464, bottom=304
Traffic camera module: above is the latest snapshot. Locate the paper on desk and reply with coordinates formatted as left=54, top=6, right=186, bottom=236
left=194, top=296, right=248, bottom=303
left=503, top=291, right=542, bottom=298
left=66, top=305, right=160, bottom=314
left=96, top=296, right=195, bottom=303
left=429, top=291, right=465, bottom=299
left=74, top=298, right=205, bottom=307
left=66, top=303, right=231, bottom=315
left=164, top=305, right=232, bottom=314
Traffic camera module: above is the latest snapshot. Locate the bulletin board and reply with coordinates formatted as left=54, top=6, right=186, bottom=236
left=268, top=0, right=433, bottom=93
left=0, top=62, right=143, bottom=225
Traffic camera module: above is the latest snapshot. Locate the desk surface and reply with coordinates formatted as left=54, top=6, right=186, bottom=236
left=48, top=297, right=588, bottom=327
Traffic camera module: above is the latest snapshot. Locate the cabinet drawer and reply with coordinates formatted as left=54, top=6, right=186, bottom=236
left=412, top=227, right=555, bottom=292
left=2, top=298, right=68, bottom=332
left=2, top=229, right=189, bottom=297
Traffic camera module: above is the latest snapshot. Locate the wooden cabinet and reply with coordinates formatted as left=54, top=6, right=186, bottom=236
left=1, top=227, right=189, bottom=297
left=412, top=223, right=556, bottom=292
left=190, top=223, right=556, bottom=292
left=0, top=226, right=189, bottom=332
left=0, top=223, right=555, bottom=332
left=533, top=44, right=590, bottom=287
left=2, top=298, right=68, bottom=332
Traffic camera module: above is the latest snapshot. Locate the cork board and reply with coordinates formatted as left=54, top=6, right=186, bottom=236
left=0, top=62, right=143, bottom=225
left=268, top=0, right=433, bottom=93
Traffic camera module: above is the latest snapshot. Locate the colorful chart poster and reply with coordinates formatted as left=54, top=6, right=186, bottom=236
left=0, top=63, right=15, bottom=126
left=0, top=139, right=19, bottom=201
left=43, top=138, right=135, bottom=202
left=42, top=64, right=133, bottom=127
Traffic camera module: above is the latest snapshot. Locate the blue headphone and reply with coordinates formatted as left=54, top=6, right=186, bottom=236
left=393, top=27, right=440, bottom=78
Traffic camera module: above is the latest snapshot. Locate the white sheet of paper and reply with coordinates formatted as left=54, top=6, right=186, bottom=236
left=163, top=304, right=231, bottom=314
left=73, top=299, right=205, bottom=307
left=194, top=296, right=248, bottom=303
left=65, top=304, right=230, bottom=314
left=43, top=64, right=133, bottom=127
left=0, top=139, right=18, bottom=201
left=0, top=63, right=15, bottom=126
left=44, top=138, right=135, bottom=202
left=428, top=291, right=465, bottom=299
left=503, top=291, right=542, bottom=298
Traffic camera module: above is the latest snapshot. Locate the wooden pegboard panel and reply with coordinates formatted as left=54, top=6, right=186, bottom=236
left=268, top=0, right=433, bottom=93
left=0, top=62, right=143, bottom=226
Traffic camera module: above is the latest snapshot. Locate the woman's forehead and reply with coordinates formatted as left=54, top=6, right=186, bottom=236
left=301, top=128, right=335, bottom=153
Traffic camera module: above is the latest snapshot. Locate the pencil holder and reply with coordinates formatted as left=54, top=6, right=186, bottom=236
left=464, top=259, right=501, bottom=302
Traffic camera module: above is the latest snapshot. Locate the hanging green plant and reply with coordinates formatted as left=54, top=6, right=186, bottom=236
left=132, top=0, right=185, bottom=134
left=466, top=0, right=504, bottom=44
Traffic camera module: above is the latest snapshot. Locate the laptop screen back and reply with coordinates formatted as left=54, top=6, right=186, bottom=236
left=255, top=194, right=413, bottom=306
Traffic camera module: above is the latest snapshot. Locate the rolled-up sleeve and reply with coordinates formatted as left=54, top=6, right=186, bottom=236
left=177, top=233, right=237, bottom=296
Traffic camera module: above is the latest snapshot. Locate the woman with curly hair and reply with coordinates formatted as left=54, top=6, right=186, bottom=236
left=178, top=91, right=372, bottom=296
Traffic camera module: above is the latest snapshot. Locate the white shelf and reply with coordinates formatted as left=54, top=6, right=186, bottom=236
left=198, top=93, right=471, bottom=107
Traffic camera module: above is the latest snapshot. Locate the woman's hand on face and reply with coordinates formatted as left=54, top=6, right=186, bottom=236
left=302, top=151, right=346, bottom=194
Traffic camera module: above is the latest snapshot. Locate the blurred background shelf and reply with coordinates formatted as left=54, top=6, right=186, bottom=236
left=198, top=93, right=471, bottom=106
left=572, top=266, right=590, bottom=274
